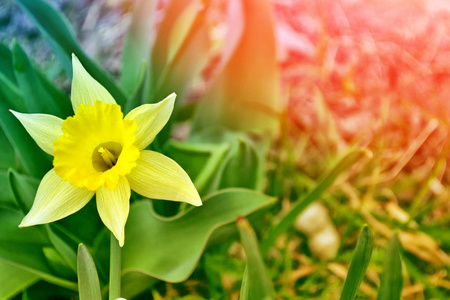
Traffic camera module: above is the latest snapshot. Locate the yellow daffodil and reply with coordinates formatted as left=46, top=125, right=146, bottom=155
left=11, top=54, right=201, bottom=246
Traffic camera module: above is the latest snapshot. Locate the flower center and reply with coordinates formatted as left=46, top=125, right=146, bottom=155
left=92, top=142, right=123, bottom=172
left=53, top=101, right=140, bottom=191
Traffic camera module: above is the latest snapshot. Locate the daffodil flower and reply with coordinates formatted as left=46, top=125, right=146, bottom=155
left=11, top=54, right=201, bottom=246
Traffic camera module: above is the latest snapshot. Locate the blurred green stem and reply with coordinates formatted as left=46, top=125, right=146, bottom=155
left=109, top=233, right=121, bottom=300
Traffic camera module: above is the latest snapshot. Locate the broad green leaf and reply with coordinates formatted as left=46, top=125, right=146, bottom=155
left=123, top=189, right=275, bottom=282
left=192, top=0, right=279, bottom=134
left=0, top=206, right=77, bottom=291
left=238, top=217, right=275, bottom=300
left=0, top=261, right=39, bottom=300
left=120, top=0, right=157, bottom=95
left=12, top=41, right=66, bottom=117
left=121, top=271, right=157, bottom=300
left=261, top=148, right=369, bottom=253
left=340, top=226, right=374, bottom=300
left=0, top=43, right=17, bottom=84
left=377, top=234, right=403, bottom=300
left=0, top=93, right=51, bottom=177
left=77, top=244, right=102, bottom=300
left=16, top=0, right=127, bottom=107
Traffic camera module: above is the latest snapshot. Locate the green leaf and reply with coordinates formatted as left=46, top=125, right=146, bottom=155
left=8, top=168, right=39, bottom=214
left=122, top=188, right=275, bottom=282
left=403, top=257, right=448, bottom=300
left=0, top=206, right=77, bottom=291
left=165, top=141, right=230, bottom=195
left=47, top=226, right=77, bottom=274
left=261, top=148, right=369, bottom=253
left=121, top=271, right=157, bottom=300
left=12, top=41, right=67, bottom=117
left=0, top=128, right=19, bottom=171
left=340, top=226, right=374, bottom=300
left=77, top=244, right=102, bottom=300
left=220, top=138, right=264, bottom=191
left=16, top=0, right=127, bottom=107
left=0, top=170, right=18, bottom=209
left=0, top=93, right=51, bottom=178
left=0, top=71, right=25, bottom=112
left=237, top=217, right=275, bottom=300
left=377, top=233, right=403, bottom=300
left=0, top=261, right=39, bottom=300
left=42, top=247, right=75, bottom=278
left=0, top=43, right=17, bottom=84
left=120, top=0, right=157, bottom=95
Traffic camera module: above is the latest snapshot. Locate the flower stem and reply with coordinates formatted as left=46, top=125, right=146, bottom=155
left=109, top=233, right=121, bottom=300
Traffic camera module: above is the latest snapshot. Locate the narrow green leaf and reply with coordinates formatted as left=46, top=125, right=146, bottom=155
left=0, top=261, right=39, bottom=300
left=0, top=43, right=17, bottom=84
left=42, top=247, right=75, bottom=278
left=0, top=207, right=77, bottom=291
left=261, top=148, right=369, bottom=253
left=220, top=139, right=263, bottom=191
left=0, top=95, right=51, bottom=177
left=0, top=70, right=25, bottom=112
left=403, top=257, right=448, bottom=300
left=77, top=244, right=102, bottom=300
left=238, top=217, right=275, bottom=300
left=0, top=170, right=18, bottom=209
left=12, top=41, right=67, bottom=117
left=340, top=226, right=374, bottom=300
left=377, top=234, right=403, bottom=300
left=120, top=0, right=157, bottom=95
left=165, top=141, right=230, bottom=195
left=0, top=127, right=19, bottom=171
left=35, top=69, right=73, bottom=118
left=8, top=168, right=39, bottom=214
left=48, top=226, right=78, bottom=274
left=123, top=188, right=275, bottom=282
left=16, top=0, right=127, bottom=107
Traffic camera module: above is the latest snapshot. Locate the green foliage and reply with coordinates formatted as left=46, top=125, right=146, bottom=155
left=261, top=148, right=369, bottom=253
left=122, top=189, right=275, bottom=284
left=77, top=244, right=102, bottom=300
left=340, top=226, right=374, bottom=300
left=16, top=0, right=127, bottom=107
left=238, top=217, right=275, bottom=300
left=377, top=233, right=403, bottom=300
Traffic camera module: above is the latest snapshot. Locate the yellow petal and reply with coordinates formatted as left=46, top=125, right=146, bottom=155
left=10, top=110, right=63, bottom=155
left=96, top=176, right=130, bottom=247
left=19, top=169, right=95, bottom=227
left=71, top=54, right=116, bottom=112
left=124, top=93, right=175, bottom=150
left=127, top=150, right=202, bottom=206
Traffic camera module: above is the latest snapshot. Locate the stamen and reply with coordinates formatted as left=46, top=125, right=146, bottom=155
left=98, top=147, right=117, bottom=168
